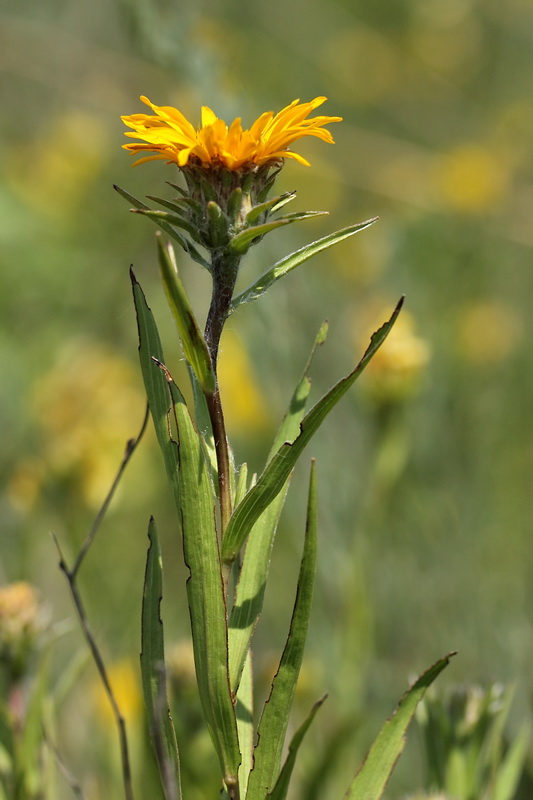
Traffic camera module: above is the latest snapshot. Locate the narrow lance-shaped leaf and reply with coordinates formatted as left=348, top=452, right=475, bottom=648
left=168, top=374, right=241, bottom=796
left=222, top=299, right=403, bottom=564
left=114, top=184, right=210, bottom=270
left=157, top=234, right=216, bottom=394
left=141, top=518, right=181, bottom=800
left=228, top=322, right=327, bottom=693
left=345, top=653, right=455, bottom=800
left=269, top=695, right=327, bottom=800
left=229, top=211, right=328, bottom=255
left=245, top=191, right=296, bottom=225
left=147, top=194, right=203, bottom=217
left=236, top=651, right=254, bottom=799
left=188, top=365, right=218, bottom=485
left=230, top=218, right=378, bottom=311
left=245, top=460, right=318, bottom=800
left=131, top=269, right=179, bottom=480
left=133, top=208, right=201, bottom=242
left=131, top=275, right=241, bottom=791
left=19, top=646, right=50, bottom=796
left=492, top=722, right=530, bottom=800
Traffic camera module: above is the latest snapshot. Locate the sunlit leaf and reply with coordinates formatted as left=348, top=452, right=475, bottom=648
left=141, top=518, right=181, bottom=800
left=345, top=654, right=455, bottom=800
left=246, top=191, right=297, bottom=225
left=133, top=208, right=200, bottom=241
left=229, top=211, right=327, bottom=254
left=227, top=322, right=327, bottom=692
left=114, top=185, right=210, bottom=270
left=230, top=218, right=378, bottom=310
left=492, top=722, right=530, bottom=800
left=269, top=695, right=327, bottom=800
left=222, top=299, right=403, bottom=563
left=236, top=652, right=254, bottom=799
left=246, top=461, right=318, bottom=800
left=157, top=234, right=215, bottom=394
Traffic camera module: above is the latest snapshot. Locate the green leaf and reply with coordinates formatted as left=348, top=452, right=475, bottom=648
left=114, top=184, right=210, bottom=270
left=231, top=218, right=378, bottom=310
left=0, top=704, right=14, bottom=783
left=133, top=208, right=201, bottom=242
left=246, top=191, right=297, bottom=225
left=188, top=365, right=218, bottom=484
left=345, top=654, right=455, bottom=800
left=246, top=460, right=318, bottom=800
left=227, top=478, right=291, bottom=694
left=157, top=235, right=216, bottom=394
left=269, top=695, right=327, bottom=800
left=132, top=273, right=241, bottom=789
left=227, top=323, right=326, bottom=692
left=131, top=269, right=179, bottom=480
left=147, top=194, right=203, bottom=217
left=221, top=299, right=403, bottom=563
left=141, top=518, right=181, bottom=800
left=492, top=722, right=530, bottom=800
left=18, top=648, right=50, bottom=796
left=229, top=211, right=328, bottom=254
left=236, top=652, right=254, bottom=799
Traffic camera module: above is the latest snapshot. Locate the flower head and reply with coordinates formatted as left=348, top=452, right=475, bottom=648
left=122, top=96, right=341, bottom=170
left=0, top=582, right=47, bottom=680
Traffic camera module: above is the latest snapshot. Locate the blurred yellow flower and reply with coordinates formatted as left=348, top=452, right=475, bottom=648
left=7, top=110, right=107, bottom=218
left=433, top=143, right=509, bottom=212
left=92, top=659, right=142, bottom=727
left=7, top=459, right=45, bottom=513
left=456, top=301, right=522, bottom=364
left=30, top=341, right=146, bottom=508
left=0, top=582, right=46, bottom=678
left=217, top=330, right=272, bottom=434
left=0, top=582, right=40, bottom=639
left=358, top=307, right=430, bottom=404
left=122, top=96, right=341, bottom=169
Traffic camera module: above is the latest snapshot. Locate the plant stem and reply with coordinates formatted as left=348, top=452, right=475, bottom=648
left=205, top=387, right=232, bottom=534
left=204, top=250, right=241, bottom=537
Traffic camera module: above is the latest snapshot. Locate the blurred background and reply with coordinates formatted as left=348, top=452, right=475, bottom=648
left=1, top=0, right=533, bottom=797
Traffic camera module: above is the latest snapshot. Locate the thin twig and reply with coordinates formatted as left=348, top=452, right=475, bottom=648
left=54, top=538, right=136, bottom=800
left=55, top=404, right=150, bottom=800
left=43, top=725, right=86, bottom=800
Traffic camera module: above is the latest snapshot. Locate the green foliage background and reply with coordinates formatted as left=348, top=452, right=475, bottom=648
left=1, top=0, right=533, bottom=796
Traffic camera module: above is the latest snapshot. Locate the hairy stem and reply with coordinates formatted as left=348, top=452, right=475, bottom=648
left=204, top=251, right=241, bottom=537
left=205, top=387, right=232, bottom=535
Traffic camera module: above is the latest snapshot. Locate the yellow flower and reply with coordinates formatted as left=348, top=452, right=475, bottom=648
left=456, top=300, right=522, bottom=364
left=433, top=143, right=508, bottom=212
left=31, top=341, right=147, bottom=509
left=0, top=583, right=40, bottom=639
left=122, top=96, right=341, bottom=170
left=0, top=582, right=47, bottom=678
